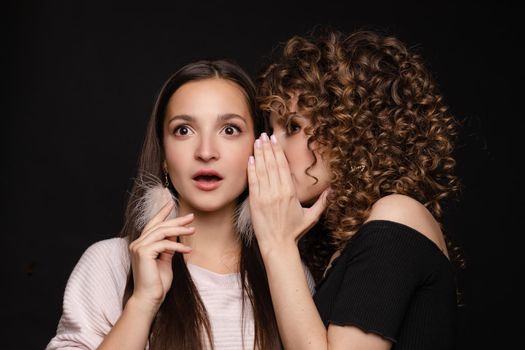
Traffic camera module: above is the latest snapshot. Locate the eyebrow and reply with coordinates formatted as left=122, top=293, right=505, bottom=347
left=218, top=113, right=248, bottom=124
left=168, top=114, right=194, bottom=123
left=167, top=113, right=248, bottom=124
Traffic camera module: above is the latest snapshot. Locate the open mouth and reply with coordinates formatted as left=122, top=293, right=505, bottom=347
left=193, top=175, right=223, bottom=182
left=192, top=169, right=224, bottom=191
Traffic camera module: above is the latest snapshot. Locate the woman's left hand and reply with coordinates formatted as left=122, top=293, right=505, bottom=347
left=247, top=133, right=328, bottom=257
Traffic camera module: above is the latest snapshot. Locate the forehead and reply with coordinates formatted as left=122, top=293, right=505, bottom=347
left=167, top=78, right=251, bottom=118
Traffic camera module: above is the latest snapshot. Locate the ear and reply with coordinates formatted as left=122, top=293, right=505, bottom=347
left=234, top=197, right=254, bottom=245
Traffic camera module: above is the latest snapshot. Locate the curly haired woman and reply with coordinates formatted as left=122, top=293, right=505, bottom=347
left=248, top=29, right=461, bottom=349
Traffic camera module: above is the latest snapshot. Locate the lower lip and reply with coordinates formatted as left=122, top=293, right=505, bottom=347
left=193, top=179, right=223, bottom=191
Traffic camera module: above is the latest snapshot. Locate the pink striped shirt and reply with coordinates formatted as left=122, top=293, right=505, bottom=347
left=46, top=237, right=315, bottom=350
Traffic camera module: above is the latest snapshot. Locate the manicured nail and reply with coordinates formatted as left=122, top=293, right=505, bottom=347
left=249, top=156, right=255, bottom=164
left=261, top=133, right=269, bottom=142
left=270, top=134, right=277, bottom=144
left=255, top=139, right=261, bottom=149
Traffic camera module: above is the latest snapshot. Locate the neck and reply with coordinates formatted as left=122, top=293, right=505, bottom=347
left=178, top=199, right=241, bottom=273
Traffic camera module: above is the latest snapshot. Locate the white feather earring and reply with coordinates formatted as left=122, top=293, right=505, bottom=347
left=234, top=197, right=255, bottom=245
left=135, top=179, right=178, bottom=231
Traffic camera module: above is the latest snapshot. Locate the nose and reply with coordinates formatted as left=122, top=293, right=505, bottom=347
left=194, top=135, right=219, bottom=162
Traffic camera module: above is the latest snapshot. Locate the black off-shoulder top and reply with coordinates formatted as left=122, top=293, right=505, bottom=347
left=313, top=220, right=457, bottom=350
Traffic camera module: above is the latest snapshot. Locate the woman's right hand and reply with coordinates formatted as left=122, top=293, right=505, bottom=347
left=128, top=200, right=194, bottom=313
left=247, top=134, right=328, bottom=258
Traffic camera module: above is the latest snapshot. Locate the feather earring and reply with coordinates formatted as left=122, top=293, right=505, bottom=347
left=234, top=197, right=254, bottom=245
left=135, top=177, right=178, bottom=231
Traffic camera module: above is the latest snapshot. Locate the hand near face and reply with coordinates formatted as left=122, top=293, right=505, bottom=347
left=128, top=201, right=194, bottom=313
left=247, top=132, right=329, bottom=257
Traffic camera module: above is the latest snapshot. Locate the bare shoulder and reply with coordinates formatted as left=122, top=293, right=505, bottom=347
left=366, top=194, right=448, bottom=255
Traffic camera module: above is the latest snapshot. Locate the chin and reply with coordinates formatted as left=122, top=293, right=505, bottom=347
left=299, top=186, right=328, bottom=207
left=299, top=193, right=317, bottom=207
left=182, top=190, right=241, bottom=213
left=184, top=203, right=223, bottom=213
left=185, top=198, right=232, bottom=212
left=193, top=204, right=224, bottom=212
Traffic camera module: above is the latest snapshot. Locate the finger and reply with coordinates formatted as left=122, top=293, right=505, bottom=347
left=143, top=200, right=175, bottom=233
left=254, top=137, right=270, bottom=188
left=247, top=155, right=259, bottom=195
left=149, top=240, right=193, bottom=257
left=305, top=189, right=330, bottom=225
left=138, top=225, right=195, bottom=247
left=158, top=241, right=192, bottom=261
left=131, top=239, right=192, bottom=260
left=270, top=134, right=294, bottom=191
left=158, top=252, right=175, bottom=262
left=261, top=132, right=280, bottom=188
left=155, top=213, right=195, bottom=229
left=139, top=213, right=194, bottom=242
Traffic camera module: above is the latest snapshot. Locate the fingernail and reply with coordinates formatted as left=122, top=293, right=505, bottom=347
left=249, top=155, right=255, bottom=164
left=255, top=139, right=261, bottom=149
left=270, top=134, right=277, bottom=144
left=261, top=133, right=269, bottom=142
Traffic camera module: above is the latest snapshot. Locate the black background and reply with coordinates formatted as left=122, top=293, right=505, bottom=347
left=4, top=1, right=522, bottom=349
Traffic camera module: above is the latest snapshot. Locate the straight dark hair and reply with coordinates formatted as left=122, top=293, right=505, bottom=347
left=119, top=60, right=280, bottom=349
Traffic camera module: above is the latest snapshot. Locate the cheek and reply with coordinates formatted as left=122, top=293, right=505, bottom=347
left=226, top=139, right=254, bottom=172
left=164, top=145, right=188, bottom=175
left=164, top=142, right=177, bottom=158
left=289, top=141, right=314, bottom=174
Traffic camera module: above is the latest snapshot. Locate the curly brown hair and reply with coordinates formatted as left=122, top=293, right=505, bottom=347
left=258, top=29, right=461, bottom=278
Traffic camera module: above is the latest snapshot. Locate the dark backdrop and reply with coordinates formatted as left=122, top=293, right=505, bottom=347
left=4, top=1, right=522, bottom=349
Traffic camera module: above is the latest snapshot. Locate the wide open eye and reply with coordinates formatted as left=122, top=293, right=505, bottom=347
left=173, top=125, right=194, bottom=136
left=221, top=124, right=242, bottom=136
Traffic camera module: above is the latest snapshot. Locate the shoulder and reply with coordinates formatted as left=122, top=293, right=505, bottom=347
left=82, top=236, right=129, bottom=259
left=365, top=194, right=446, bottom=253
left=49, top=238, right=130, bottom=348
left=70, top=237, right=130, bottom=285
left=63, top=237, right=130, bottom=309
